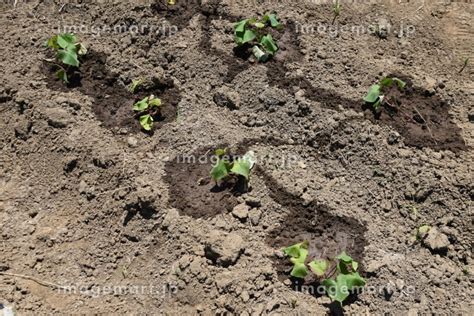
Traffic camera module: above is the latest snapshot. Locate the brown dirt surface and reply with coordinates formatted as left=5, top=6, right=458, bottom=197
left=0, top=0, right=473, bottom=315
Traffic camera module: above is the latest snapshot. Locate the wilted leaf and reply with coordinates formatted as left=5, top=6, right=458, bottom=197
left=57, top=49, right=79, bottom=67
left=252, top=45, right=268, bottom=62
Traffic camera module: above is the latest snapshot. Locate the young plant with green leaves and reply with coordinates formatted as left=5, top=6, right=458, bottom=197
left=133, top=95, right=162, bottom=131
left=210, top=149, right=256, bottom=190
left=129, top=78, right=144, bottom=93
left=45, top=33, right=87, bottom=83
left=283, top=241, right=366, bottom=305
left=363, top=76, right=407, bottom=112
left=332, top=0, right=342, bottom=25
left=234, top=13, right=282, bottom=62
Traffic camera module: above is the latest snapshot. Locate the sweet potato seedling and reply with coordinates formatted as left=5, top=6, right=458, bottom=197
left=210, top=148, right=256, bottom=191
left=129, top=78, right=144, bottom=93
left=133, top=95, right=162, bottom=131
left=363, top=76, right=406, bottom=112
left=234, top=13, right=282, bottom=62
left=45, top=33, right=87, bottom=83
left=283, top=241, right=366, bottom=305
left=332, top=0, right=342, bottom=25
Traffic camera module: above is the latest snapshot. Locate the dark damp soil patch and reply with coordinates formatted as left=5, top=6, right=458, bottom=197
left=43, top=50, right=181, bottom=133
left=164, top=145, right=249, bottom=219
left=268, top=64, right=466, bottom=152
left=150, top=0, right=219, bottom=31
left=256, top=165, right=366, bottom=303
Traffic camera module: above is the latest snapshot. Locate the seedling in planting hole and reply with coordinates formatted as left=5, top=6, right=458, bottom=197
left=44, top=33, right=87, bottom=83
left=363, top=76, right=406, bottom=112
left=234, top=13, right=282, bottom=62
left=133, top=95, right=162, bottom=131
left=332, top=0, right=342, bottom=25
left=283, top=241, right=366, bottom=305
left=210, top=148, right=256, bottom=191
left=129, top=78, right=144, bottom=93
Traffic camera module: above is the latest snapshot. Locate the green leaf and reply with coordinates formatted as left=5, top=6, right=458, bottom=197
left=129, top=78, right=143, bottom=93
left=336, top=251, right=353, bottom=263
left=309, top=259, right=329, bottom=277
left=260, top=34, right=278, bottom=54
left=338, top=273, right=366, bottom=290
left=210, top=159, right=229, bottom=182
left=133, top=97, right=149, bottom=111
left=234, top=19, right=248, bottom=34
left=57, top=49, right=79, bottom=67
left=242, top=29, right=256, bottom=44
left=215, top=148, right=227, bottom=157
left=149, top=97, right=162, bottom=107
left=139, top=114, right=153, bottom=131
left=393, top=77, right=406, bottom=89
left=254, top=22, right=265, bottom=29
left=46, top=35, right=59, bottom=49
left=290, top=262, right=308, bottom=278
left=267, top=14, right=281, bottom=28
left=324, top=273, right=366, bottom=304
left=352, top=261, right=359, bottom=271
left=57, top=33, right=77, bottom=49
left=231, top=158, right=251, bottom=179
left=380, top=77, right=393, bottom=87
left=417, top=225, right=431, bottom=239
left=283, top=241, right=308, bottom=259
left=336, top=260, right=350, bottom=274
left=56, top=69, right=68, bottom=83
left=363, top=84, right=381, bottom=103
left=323, top=278, right=348, bottom=304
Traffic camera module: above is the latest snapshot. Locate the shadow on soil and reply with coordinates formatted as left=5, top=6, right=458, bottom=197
left=164, top=137, right=368, bottom=313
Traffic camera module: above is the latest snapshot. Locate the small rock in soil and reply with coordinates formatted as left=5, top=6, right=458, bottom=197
left=43, top=107, right=74, bottom=128
left=244, top=195, right=261, bottom=208
left=14, top=119, right=31, bottom=140
left=232, top=203, right=249, bottom=221
left=249, top=208, right=262, bottom=225
left=423, top=227, right=450, bottom=253
left=387, top=131, right=401, bottom=145
left=213, top=87, right=240, bottom=110
left=127, top=136, right=138, bottom=148
left=204, top=230, right=245, bottom=267
left=162, top=209, right=180, bottom=230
